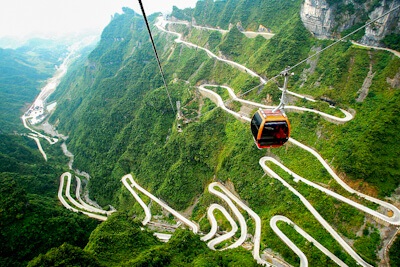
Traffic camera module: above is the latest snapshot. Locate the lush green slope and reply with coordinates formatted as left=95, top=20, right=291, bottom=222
left=0, top=48, right=46, bottom=132
left=0, top=39, right=101, bottom=266
left=26, top=2, right=400, bottom=267
left=172, top=0, right=303, bottom=32
left=29, top=213, right=259, bottom=267
left=87, top=213, right=258, bottom=267
left=28, top=243, right=103, bottom=267
left=390, top=236, right=400, bottom=267
left=0, top=134, right=99, bottom=267
left=0, top=41, right=67, bottom=132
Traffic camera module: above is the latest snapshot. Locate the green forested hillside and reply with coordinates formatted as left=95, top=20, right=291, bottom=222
left=0, top=134, right=99, bottom=266
left=3, top=1, right=398, bottom=266
left=0, top=41, right=67, bottom=132
left=0, top=48, right=47, bottom=132
left=29, top=212, right=258, bottom=267
left=0, top=40, right=99, bottom=266
left=172, top=0, right=303, bottom=31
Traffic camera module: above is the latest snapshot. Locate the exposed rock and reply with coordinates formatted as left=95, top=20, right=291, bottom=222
left=236, top=21, right=245, bottom=31
left=386, top=68, right=400, bottom=88
left=300, top=46, right=322, bottom=87
left=300, top=0, right=333, bottom=39
left=258, top=24, right=272, bottom=33
left=361, top=0, right=400, bottom=47
left=357, top=67, right=375, bottom=102
left=300, top=0, right=400, bottom=47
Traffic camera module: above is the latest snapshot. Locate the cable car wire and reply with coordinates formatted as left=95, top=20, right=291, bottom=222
left=138, top=0, right=176, bottom=113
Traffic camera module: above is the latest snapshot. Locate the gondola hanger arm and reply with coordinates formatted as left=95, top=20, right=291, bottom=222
left=273, top=67, right=294, bottom=112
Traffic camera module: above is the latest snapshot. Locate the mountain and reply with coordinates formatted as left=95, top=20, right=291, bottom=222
left=2, top=0, right=399, bottom=266
left=0, top=134, right=100, bottom=266
left=0, top=40, right=68, bottom=132
left=172, top=0, right=400, bottom=50
left=0, top=39, right=100, bottom=266
left=301, top=0, right=400, bottom=48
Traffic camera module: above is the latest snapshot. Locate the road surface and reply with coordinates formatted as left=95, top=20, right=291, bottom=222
left=58, top=172, right=107, bottom=221
left=165, top=19, right=274, bottom=39
left=201, top=203, right=238, bottom=250
left=351, top=41, right=400, bottom=58
left=270, top=215, right=348, bottom=267
left=121, top=174, right=199, bottom=234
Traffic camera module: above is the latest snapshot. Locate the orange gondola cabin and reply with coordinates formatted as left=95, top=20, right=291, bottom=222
left=251, top=109, right=291, bottom=149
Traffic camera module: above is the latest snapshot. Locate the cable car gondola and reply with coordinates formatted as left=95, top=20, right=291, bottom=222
left=251, top=109, right=290, bottom=149
left=251, top=69, right=292, bottom=149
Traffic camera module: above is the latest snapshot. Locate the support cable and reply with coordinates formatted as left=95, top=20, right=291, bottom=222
left=138, top=0, right=175, bottom=113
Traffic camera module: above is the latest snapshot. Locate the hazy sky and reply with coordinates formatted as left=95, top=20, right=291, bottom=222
left=0, top=0, right=198, bottom=38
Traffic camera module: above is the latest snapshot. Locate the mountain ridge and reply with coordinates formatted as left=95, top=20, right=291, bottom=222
left=2, top=1, right=399, bottom=266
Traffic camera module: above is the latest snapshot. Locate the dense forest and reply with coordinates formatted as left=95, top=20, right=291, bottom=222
left=0, top=41, right=66, bottom=132
left=0, top=134, right=100, bottom=266
left=0, top=41, right=100, bottom=266
left=1, top=0, right=400, bottom=266
left=172, top=0, right=303, bottom=31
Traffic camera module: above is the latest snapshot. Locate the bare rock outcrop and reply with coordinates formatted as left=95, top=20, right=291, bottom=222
left=361, top=0, right=400, bottom=47
left=300, top=0, right=400, bottom=47
left=301, top=0, right=333, bottom=39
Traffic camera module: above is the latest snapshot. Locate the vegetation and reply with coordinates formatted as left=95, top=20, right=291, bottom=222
left=28, top=243, right=102, bottom=267
left=2, top=1, right=400, bottom=266
left=382, top=34, right=400, bottom=51
left=44, top=5, right=400, bottom=266
left=28, top=212, right=259, bottom=266
left=390, top=236, right=400, bottom=267
left=0, top=43, right=65, bottom=132
left=172, top=0, right=303, bottom=32
left=0, top=135, right=99, bottom=267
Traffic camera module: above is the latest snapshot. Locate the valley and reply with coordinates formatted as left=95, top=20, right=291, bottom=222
left=28, top=13, right=400, bottom=266
left=4, top=1, right=400, bottom=266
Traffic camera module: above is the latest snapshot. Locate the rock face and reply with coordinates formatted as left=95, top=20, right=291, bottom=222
left=258, top=25, right=272, bottom=33
left=300, top=0, right=400, bottom=47
left=301, top=0, right=333, bottom=39
left=361, top=0, right=400, bottom=46
left=236, top=21, right=245, bottom=31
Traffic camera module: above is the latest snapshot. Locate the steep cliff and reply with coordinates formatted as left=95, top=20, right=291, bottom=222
left=361, top=0, right=400, bottom=46
left=300, top=0, right=400, bottom=48
left=300, top=0, right=334, bottom=38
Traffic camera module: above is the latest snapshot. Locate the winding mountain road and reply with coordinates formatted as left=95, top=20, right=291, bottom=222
left=206, top=182, right=248, bottom=250
left=121, top=174, right=199, bottom=234
left=156, top=19, right=266, bottom=84
left=351, top=41, right=400, bottom=58
left=58, top=172, right=108, bottom=221
left=165, top=19, right=274, bottom=39
left=50, top=15, right=400, bottom=267
left=270, top=215, right=348, bottom=267
left=26, top=135, right=48, bottom=161
left=154, top=16, right=400, bottom=266
left=75, top=176, right=113, bottom=216
left=200, top=203, right=238, bottom=250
